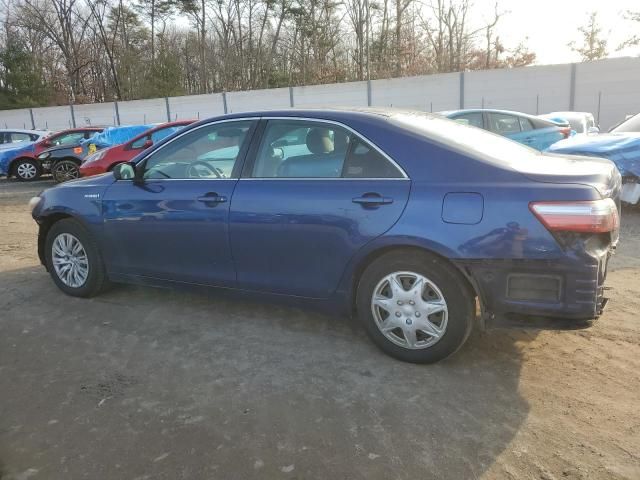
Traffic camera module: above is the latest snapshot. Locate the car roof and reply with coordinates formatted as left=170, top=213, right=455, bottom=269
left=195, top=107, right=484, bottom=142
left=0, top=128, right=50, bottom=134
left=541, top=112, right=593, bottom=119
left=438, top=108, right=540, bottom=118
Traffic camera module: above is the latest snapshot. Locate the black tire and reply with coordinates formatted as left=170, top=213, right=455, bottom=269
left=356, top=250, right=475, bottom=364
left=13, top=158, right=41, bottom=181
left=45, top=218, right=109, bottom=298
left=52, top=159, right=80, bottom=183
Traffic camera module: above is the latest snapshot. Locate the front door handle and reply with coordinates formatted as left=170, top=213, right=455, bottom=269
left=197, top=192, right=227, bottom=204
left=352, top=194, right=393, bottom=206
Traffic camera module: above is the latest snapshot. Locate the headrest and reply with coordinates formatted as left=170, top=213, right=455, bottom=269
left=333, top=131, right=349, bottom=153
left=306, top=128, right=334, bottom=154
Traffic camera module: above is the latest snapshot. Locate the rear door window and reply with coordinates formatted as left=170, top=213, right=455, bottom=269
left=488, top=113, right=522, bottom=135
left=451, top=112, right=483, bottom=129
left=519, top=117, right=535, bottom=132
left=8, top=132, right=33, bottom=143
left=249, top=120, right=404, bottom=179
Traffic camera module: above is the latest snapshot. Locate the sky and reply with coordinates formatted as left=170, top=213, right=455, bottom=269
left=484, top=0, right=640, bottom=64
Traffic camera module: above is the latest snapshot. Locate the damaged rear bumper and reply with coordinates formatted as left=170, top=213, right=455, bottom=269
left=457, top=248, right=612, bottom=328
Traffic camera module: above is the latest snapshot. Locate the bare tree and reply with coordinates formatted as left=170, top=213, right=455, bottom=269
left=569, top=11, right=608, bottom=62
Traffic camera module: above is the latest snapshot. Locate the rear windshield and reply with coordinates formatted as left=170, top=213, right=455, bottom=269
left=391, top=112, right=541, bottom=167
left=611, top=114, right=640, bottom=133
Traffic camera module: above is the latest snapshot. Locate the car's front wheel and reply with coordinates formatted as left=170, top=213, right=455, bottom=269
left=52, top=160, right=80, bottom=183
left=356, top=250, right=475, bottom=363
left=13, top=159, right=41, bottom=181
left=45, top=219, right=108, bottom=297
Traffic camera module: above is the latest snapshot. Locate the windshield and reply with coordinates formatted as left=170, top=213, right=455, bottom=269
left=611, top=114, right=640, bottom=133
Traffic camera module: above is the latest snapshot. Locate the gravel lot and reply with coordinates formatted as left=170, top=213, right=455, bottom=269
left=0, top=178, right=639, bottom=480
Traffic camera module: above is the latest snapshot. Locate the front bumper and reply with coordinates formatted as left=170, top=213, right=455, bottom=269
left=460, top=249, right=611, bottom=324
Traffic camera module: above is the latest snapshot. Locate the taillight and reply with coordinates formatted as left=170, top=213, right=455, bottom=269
left=529, top=198, right=619, bottom=233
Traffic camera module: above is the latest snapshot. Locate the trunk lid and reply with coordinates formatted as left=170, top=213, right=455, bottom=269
left=513, top=152, right=622, bottom=200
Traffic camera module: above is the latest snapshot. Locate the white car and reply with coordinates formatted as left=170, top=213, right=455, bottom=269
left=0, top=129, right=51, bottom=151
left=539, top=112, right=599, bottom=135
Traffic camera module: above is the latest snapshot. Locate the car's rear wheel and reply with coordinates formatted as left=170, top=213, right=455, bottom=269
left=45, top=219, right=108, bottom=297
left=52, top=160, right=80, bottom=183
left=13, top=159, right=41, bottom=181
left=356, top=250, right=474, bottom=363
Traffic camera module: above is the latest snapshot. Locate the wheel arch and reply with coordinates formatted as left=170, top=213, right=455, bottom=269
left=8, top=156, right=39, bottom=176
left=36, top=211, right=90, bottom=268
left=348, top=243, right=482, bottom=319
left=53, top=156, right=82, bottom=166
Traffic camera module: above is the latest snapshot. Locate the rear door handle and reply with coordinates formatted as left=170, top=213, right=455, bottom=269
left=197, top=192, right=227, bottom=204
left=352, top=194, right=393, bottom=206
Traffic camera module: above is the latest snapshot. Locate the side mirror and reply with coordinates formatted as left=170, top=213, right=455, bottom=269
left=113, top=162, right=136, bottom=181
left=587, top=126, right=600, bottom=135
left=41, top=140, right=51, bottom=147
left=142, top=138, right=153, bottom=149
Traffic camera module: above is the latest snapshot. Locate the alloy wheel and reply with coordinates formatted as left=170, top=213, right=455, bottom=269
left=52, top=233, right=89, bottom=288
left=53, top=162, right=79, bottom=182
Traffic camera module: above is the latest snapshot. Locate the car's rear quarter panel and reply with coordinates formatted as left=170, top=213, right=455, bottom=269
left=333, top=120, right=607, bottom=320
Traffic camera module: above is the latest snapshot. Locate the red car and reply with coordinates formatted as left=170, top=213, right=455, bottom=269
left=79, top=120, right=194, bottom=177
left=9, top=127, right=103, bottom=181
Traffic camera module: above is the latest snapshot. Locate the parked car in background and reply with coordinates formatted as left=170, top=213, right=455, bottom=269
left=0, top=129, right=51, bottom=151
left=539, top=112, right=598, bottom=135
left=609, top=113, right=640, bottom=133
left=39, top=125, right=153, bottom=183
left=441, top=109, right=570, bottom=150
left=31, top=109, right=620, bottom=364
left=79, top=120, right=194, bottom=177
left=547, top=132, right=640, bottom=205
left=6, top=128, right=103, bottom=181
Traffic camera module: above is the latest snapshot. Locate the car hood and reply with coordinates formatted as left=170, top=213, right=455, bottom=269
left=547, top=133, right=640, bottom=178
left=41, top=143, right=82, bottom=155
left=50, top=172, right=115, bottom=190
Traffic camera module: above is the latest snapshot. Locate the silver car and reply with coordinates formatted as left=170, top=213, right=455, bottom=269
left=0, top=129, right=51, bottom=151
left=539, top=112, right=599, bottom=135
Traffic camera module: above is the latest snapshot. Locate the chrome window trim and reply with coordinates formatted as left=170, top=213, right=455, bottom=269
left=132, top=115, right=410, bottom=181
left=250, top=116, right=409, bottom=180
left=238, top=177, right=409, bottom=182
left=134, top=117, right=259, bottom=180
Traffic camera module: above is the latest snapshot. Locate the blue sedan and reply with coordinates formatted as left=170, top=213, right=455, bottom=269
left=442, top=109, right=570, bottom=150
left=30, top=109, right=620, bottom=363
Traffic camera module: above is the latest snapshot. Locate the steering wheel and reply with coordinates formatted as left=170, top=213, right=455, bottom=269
left=187, top=161, right=224, bottom=179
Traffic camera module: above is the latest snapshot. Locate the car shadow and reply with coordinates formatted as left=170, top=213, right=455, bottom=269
left=0, top=266, right=537, bottom=479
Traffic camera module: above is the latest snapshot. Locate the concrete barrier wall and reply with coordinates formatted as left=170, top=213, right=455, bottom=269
left=31, top=106, right=72, bottom=130
left=168, top=93, right=225, bottom=121
left=74, top=102, right=116, bottom=127
left=464, top=64, right=572, bottom=115
left=371, top=72, right=460, bottom=111
left=574, top=58, right=640, bottom=130
left=117, top=98, right=167, bottom=124
left=293, top=81, right=368, bottom=107
left=227, top=87, right=291, bottom=113
left=0, top=109, right=33, bottom=129
left=1, top=57, right=638, bottom=131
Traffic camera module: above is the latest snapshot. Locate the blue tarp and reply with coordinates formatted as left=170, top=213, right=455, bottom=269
left=0, top=144, right=35, bottom=176
left=547, top=132, right=640, bottom=178
left=82, top=124, right=155, bottom=149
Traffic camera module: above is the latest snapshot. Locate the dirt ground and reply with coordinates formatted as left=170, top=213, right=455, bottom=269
left=0, top=178, right=638, bottom=480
